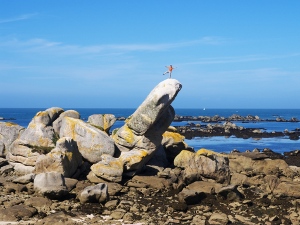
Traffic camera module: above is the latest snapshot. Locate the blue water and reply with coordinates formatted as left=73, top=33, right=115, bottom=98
left=1, top=108, right=300, bottom=154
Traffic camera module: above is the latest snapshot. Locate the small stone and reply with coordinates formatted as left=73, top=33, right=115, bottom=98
left=105, top=199, right=119, bottom=209
left=110, top=210, right=125, bottom=220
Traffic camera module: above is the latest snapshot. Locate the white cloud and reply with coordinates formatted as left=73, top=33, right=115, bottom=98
left=180, top=53, right=300, bottom=65
left=0, top=13, right=38, bottom=24
left=0, top=36, right=225, bottom=56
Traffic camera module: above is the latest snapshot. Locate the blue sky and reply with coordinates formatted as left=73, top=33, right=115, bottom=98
left=1, top=1, right=300, bottom=109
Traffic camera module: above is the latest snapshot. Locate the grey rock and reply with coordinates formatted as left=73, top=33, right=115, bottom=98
left=90, top=154, right=123, bottom=183
left=0, top=164, right=14, bottom=175
left=208, top=212, right=229, bottom=225
left=52, top=110, right=80, bottom=134
left=35, top=137, right=82, bottom=178
left=34, top=172, right=68, bottom=199
left=178, top=188, right=205, bottom=205
left=0, top=204, right=37, bottom=221
left=24, top=196, right=52, bottom=213
left=13, top=173, right=36, bottom=184
left=78, top=183, right=109, bottom=204
left=60, top=117, right=115, bottom=163
left=0, top=121, right=24, bottom=157
left=88, top=114, right=116, bottom=133
left=174, top=150, right=230, bottom=184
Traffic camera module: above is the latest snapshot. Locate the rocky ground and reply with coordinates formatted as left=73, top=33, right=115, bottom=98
left=1, top=149, right=300, bottom=225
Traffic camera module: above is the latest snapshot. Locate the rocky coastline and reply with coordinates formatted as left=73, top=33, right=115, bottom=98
left=0, top=79, right=300, bottom=225
left=174, top=120, right=300, bottom=140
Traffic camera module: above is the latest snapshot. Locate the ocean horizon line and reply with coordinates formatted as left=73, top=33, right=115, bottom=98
left=2, top=107, right=300, bottom=110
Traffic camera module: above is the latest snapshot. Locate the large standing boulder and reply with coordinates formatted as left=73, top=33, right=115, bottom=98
left=112, top=79, right=182, bottom=173
left=35, top=137, right=82, bottom=178
left=60, top=117, right=115, bottom=163
left=0, top=122, right=24, bottom=157
left=174, top=149, right=230, bottom=184
left=88, top=114, right=116, bottom=134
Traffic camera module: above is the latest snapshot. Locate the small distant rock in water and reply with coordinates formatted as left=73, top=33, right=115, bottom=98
left=252, top=148, right=260, bottom=153
left=231, top=149, right=240, bottom=153
left=262, top=148, right=273, bottom=153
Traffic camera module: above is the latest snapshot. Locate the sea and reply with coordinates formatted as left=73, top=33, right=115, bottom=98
left=1, top=108, right=300, bottom=155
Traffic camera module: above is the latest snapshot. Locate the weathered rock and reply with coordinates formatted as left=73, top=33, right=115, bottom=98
left=34, top=172, right=68, bottom=199
left=65, top=177, right=78, bottom=191
left=35, top=137, right=82, bottom=178
left=0, top=121, right=24, bottom=157
left=24, top=196, right=52, bottom=213
left=60, top=117, right=115, bottom=163
left=0, top=157, right=8, bottom=167
left=112, top=79, right=182, bottom=173
left=127, top=175, right=171, bottom=190
left=0, top=204, right=37, bottom=221
left=7, top=107, right=64, bottom=166
left=0, top=164, right=14, bottom=175
left=273, top=180, right=300, bottom=198
left=217, top=184, right=243, bottom=201
left=208, top=212, right=229, bottom=225
left=185, top=180, right=223, bottom=194
left=174, top=149, right=230, bottom=184
left=146, top=144, right=169, bottom=168
left=78, top=183, right=109, bottom=204
left=35, top=211, right=77, bottom=225
left=129, top=79, right=181, bottom=134
left=10, top=162, right=35, bottom=174
left=13, top=173, right=36, bottom=184
left=90, top=154, right=123, bottom=182
left=53, top=110, right=80, bottom=134
left=15, top=107, right=63, bottom=147
left=178, top=188, right=205, bottom=205
left=119, top=149, right=152, bottom=174
left=88, top=114, right=116, bottom=133
left=162, top=127, right=189, bottom=163
left=228, top=154, right=295, bottom=178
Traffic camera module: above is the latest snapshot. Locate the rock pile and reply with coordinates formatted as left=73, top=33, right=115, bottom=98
left=0, top=78, right=300, bottom=224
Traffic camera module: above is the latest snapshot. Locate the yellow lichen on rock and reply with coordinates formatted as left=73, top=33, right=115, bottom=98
left=167, top=126, right=178, bottom=132
left=5, top=122, right=18, bottom=127
left=163, top=131, right=184, bottom=143
left=174, top=150, right=195, bottom=168
left=120, top=149, right=149, bottom=170
left=123, top=125, right=135, bottom=144
left=36, top=111, right=48, bottom=117
left=196, top=148, right=224, bottom=157
left=64, top=117, right=77, bottom=140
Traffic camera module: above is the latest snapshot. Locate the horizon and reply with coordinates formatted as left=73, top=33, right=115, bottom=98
left=1, top=1, right=300, bottom=108
left=2, top=107, right=300, bottom=110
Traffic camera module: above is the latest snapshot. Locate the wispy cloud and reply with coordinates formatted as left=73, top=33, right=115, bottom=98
left=0, top=36, right=225, bottom=56
left=0, top=13, right=38, bottom=24
left=180, top=53, right=300, bottom=65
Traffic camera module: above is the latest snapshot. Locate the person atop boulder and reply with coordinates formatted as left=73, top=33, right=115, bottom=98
left=163, top=65, right=175, bottom=78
